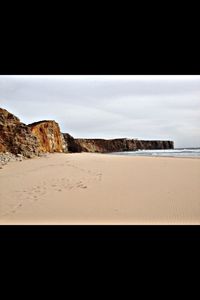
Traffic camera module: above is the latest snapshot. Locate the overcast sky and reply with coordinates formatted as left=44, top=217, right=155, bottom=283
left=0, top=75, right=200, bottom=148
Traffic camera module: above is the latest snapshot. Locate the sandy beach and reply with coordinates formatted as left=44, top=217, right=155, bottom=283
left=0, top=153, right=200, bottom=224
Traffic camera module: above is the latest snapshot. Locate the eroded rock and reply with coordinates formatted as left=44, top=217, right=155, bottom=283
left=62, top=133, right=85, bottom=153
left=0, top=108, right=40, bottom=157
left=0, top=107, right=174, bottom=161
left=28, top=121, right=64, bottom=153
left=73, top=138, right=174, bottom=153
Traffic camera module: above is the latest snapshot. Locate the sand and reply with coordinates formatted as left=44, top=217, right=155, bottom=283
left=0, top=153, right=200, bottom=224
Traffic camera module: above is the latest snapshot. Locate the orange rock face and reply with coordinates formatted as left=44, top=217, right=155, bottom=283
left=0, top=108, right=65, bottom=156
left=28, top=121, right=64, bottom=153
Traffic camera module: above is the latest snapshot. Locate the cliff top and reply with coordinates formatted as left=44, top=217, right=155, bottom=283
left=0, top=107, right=20, bottom=124
left=75, top=138, right=173, bottom=142
left=28, top=120, right=57, bottom=127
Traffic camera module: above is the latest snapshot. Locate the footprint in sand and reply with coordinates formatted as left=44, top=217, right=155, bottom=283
left=95, top=173, right=102, bottom=181
left=76, top=181, right=87, bottom=189
left=23, top=183, right=47, bottom=201
left=2, top=200, right=24, bottom=217
left=2, top=183, right=48, bottom=217
left=11, top=202, right=23, bottom=214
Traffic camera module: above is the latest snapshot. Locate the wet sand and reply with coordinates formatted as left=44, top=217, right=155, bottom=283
left=0, top=153, right=200, bottom=224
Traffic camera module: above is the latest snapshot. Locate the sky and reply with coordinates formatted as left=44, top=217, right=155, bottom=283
left=0, top=75, right=200, bottom=148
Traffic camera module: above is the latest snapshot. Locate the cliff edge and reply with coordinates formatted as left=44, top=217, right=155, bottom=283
left=0, top=108, right=39, bottom=157
left=0, top=108, right=65, bottom=157
left=28, top=120, right=64, bottom=153
left=0, top=107, right=174, bottom=158
left=73, top=138, right=174, bottom=153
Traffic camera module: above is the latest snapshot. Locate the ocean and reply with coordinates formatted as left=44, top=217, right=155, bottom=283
left=109, top=148, right=200, bottom=158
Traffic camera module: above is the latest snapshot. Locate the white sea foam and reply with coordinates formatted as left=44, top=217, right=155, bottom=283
left=110, top=149, right=200, bottom=158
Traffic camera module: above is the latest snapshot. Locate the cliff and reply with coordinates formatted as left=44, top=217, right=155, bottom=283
left=0, top=107, right=174, bottom=158
left=0, top=108, right=65, bottom=157
left=73, top=138, right=174, bottom=153
left=0, top=108, right=40, bottom=157
left=28, top=121, right=64, bottom=153
left=62, top=133, right=85, bottom=153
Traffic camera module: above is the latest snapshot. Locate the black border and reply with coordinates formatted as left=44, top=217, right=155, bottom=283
left=1, top=38, right=200, bottom=75
left=1, top=225, right=200, bottom=244
left=1, top=60, right=200, bottom=75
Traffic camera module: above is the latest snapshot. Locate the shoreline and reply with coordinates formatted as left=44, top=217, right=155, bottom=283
left=108, top=154, right=200, bottom=159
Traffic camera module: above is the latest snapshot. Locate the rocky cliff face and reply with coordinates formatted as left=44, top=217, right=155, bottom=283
left=0, top=107, right=174, bottom=158
left=74, top=138, right=128, bottom=153
left=28, top=121, right=64, bottom=153
left=0, top=108, right=40, bottom=157
left=0, top=108, right=65, bottom=157
left=62, top=133, right=85, bottom=153
left=74, top=138, right=174, bottom=153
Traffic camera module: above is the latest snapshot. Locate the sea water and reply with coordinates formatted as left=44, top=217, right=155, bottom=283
left=110, top=148, right=200, bottom=158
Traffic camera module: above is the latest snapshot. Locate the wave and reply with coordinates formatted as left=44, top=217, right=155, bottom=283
left=111, top=148, right=200, bottom=158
